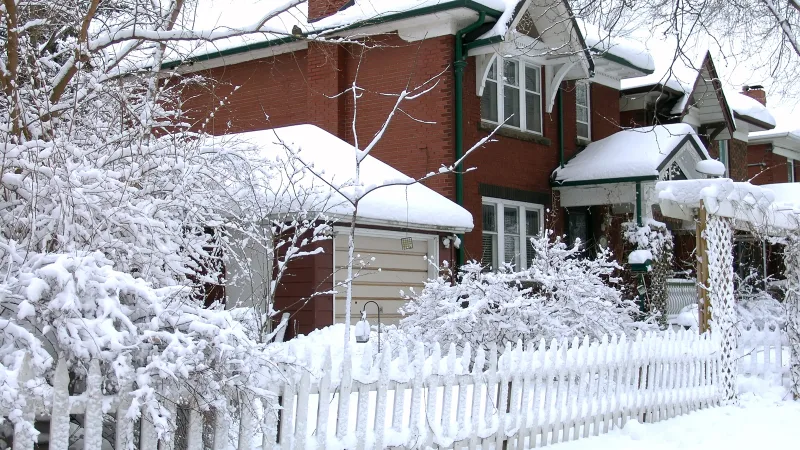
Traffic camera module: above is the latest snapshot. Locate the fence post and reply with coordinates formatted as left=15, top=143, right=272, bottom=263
left=49, top=357, right=70, bottom=450
left=83, top=359, right=104, bottom=450
left=12, top=353, right=35, bottom=450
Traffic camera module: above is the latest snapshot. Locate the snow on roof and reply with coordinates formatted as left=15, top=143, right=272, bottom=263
left=576, top=20, right=655, bottom=73
left=211, top=124, right=474, bottom=232
left=620, top=40, right=703, bottom=95
left=750, top=117, right=800, bottom=143
left=726, top=90, right=776, bottom=127
left=164, top=0, right=510, bottom=66
left=553, top=123, right=708, bottom=184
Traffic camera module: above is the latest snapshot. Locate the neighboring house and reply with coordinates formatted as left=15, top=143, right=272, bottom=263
left=169, top=0, right=753, bottom=334
left=746, top=89, right=800, bottom=185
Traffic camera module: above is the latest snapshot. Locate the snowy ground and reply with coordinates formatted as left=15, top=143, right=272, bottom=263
left=549, top=377, right=799, bottom=450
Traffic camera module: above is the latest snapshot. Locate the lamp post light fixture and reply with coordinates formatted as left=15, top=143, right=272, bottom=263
left=355, top=301, right=383, bottom=353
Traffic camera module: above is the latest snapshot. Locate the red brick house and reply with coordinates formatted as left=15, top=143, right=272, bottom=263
left=167, top=0, right=660, bottom=335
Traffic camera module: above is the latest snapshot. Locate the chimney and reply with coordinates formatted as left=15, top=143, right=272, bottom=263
left=741, top=85, right=767, bottom=106
left=309, top=0, right=351, bottom=22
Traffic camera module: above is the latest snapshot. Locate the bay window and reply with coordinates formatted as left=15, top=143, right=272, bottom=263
left=480, top=57, right=543, bottom=134
left=481, top=198, right=544, bottom=270
left=576, top=82, right=591, bottom=140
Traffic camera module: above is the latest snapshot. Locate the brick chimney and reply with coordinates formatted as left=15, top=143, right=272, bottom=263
left=309, top=0, right=351, bottom=22
left=741, top=85, right=767, bottom=106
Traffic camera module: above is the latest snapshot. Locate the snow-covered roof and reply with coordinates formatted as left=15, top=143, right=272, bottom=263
left=726, top=91, right=776, bottom=128
left=576, top=20, right=655, bottom=74
left=620, top=40, right=702, bottom=96
left=750, top=119, right=800, bottom=145
left=553, top=123, right=708, bottom=184
left=162, top=0, right=512, bottom=67
left=212, top=124, right=474, bottom=232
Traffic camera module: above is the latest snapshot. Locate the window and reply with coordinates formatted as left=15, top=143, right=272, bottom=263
left=576, top=82, right=591, bottom=140
left=789, top=158, right=796, bottom=183
left=481, top=198, right=544, bottom=270
left=718, top=140, right=729, bottom=177
left=480, top=57, right=542, bottom=134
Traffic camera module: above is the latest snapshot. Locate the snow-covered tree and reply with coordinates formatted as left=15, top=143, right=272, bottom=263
left=399, top=231, right=654, bottom=351
left=0, top=0, right=333, bottom=444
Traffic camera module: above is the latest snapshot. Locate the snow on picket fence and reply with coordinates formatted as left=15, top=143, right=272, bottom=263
left=738, top=325, right=790, bottom=383
left=6, top=329, right=734, bottom=449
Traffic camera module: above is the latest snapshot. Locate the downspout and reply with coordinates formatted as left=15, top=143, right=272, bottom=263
left=558, top=89, right=564, bottom=168
left=635, top=181, right=643, bottom=226
left=454, top=11, right=487, bottom=266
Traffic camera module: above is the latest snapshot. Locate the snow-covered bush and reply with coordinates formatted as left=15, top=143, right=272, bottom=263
left=399, top=231, right=654, bottom=351
left=735, top=270, right=786, bottom=329
left=624, top=220, right=674, bottom=328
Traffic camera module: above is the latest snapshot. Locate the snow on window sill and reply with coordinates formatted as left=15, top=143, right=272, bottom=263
left=479, top=121, right=551, bottom=147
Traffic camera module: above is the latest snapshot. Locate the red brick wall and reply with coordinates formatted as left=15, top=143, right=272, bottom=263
left=309, top=0, right=350, bottom=21
left=591, top=83, right=621, bottom=140
left=748, top=143, right=793, bottom=184
left=729, top=139, right=748, bottom=182
left=181, top=51, right=309, bottom=134
left=460, top=55, right=565, bottom=261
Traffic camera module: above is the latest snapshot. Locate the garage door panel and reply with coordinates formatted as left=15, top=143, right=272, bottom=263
left=333, top=268, right=429, bottom=285
left=333, top=233, right=432, bottom=326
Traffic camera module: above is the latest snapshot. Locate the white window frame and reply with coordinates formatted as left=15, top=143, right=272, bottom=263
left=481, top=197, right=545, bottom=270
left=575, top=81, right=591, bottom=141
left=718, top=140, right=730, bottom=177
left=789, top=158, right=796, bottom=182
left=480, top=57, right=543, bottom=135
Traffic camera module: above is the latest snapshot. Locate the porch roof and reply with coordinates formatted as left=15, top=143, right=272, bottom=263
left=552, top=123, right=709, bottom=186
left=206, top=124, right=474, bottom=233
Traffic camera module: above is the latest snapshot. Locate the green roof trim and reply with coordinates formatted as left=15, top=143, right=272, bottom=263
left=161, top=0, right=503, bottom=70
left=590, top=47, right=654, bottom=75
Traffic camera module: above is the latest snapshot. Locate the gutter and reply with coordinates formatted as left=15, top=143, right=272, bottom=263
left=551, top=175, right=659, bottom=187
left=454, top=10, right=489, bottom=266
left=733, top=111, right=777, bottom=132
left=162, top=0, right=502, bottom=70
left=558, top=89, right=564, bottom=168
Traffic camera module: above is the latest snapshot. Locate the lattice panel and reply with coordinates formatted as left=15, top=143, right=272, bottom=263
left=705, top=214, right=737, bottom=403
left=784, top=234, right=800, bottom=400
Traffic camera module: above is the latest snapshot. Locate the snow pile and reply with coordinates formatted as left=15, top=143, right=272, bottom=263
left=553, top=123, right=708, bottom=183
left=727, top=90, right=777, bottom=127
left=627, top=249, right=653, bottom=265
left=548, top=378, right=799, bottom=450
left=206, top=125, right=474, bottom=231
left=577, top=20, right=655, bottom=73
left=696, top=159, right=726, bottom=176
left=399, top=231, right=655, bottom=350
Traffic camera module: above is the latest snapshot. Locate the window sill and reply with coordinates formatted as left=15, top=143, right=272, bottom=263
left=479, top=121, right=551, bottom=146
left=576, top=137, right=591, bottom=146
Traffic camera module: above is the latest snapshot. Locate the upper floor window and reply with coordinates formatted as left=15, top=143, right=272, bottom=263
left=718, top=140, right=730, bottom=177
left=481, top=58, right=543, bottom=134
left=482, top=198, right=543, bottom=270
left=576, top=82, right=591, bottom=140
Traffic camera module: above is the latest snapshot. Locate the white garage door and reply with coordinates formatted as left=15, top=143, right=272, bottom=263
left=334, top=232, right=434, bottom=325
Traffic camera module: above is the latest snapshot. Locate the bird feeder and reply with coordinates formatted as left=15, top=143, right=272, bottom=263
left=355, top=310, right=370, bottom=344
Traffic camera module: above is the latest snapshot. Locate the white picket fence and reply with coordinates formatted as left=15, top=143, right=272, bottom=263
left=13, top=327, right=792, bottom=449
left=738, top=325, right=790, bottom=383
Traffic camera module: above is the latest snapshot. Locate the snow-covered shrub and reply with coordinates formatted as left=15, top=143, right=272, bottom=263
left=399, top=231, right=654, bottom=351
left=735, top=270, right=786, bottom=329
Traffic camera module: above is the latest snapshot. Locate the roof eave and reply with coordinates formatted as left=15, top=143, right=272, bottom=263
left=734, top=111, right=777, bottom=131
left=161, top=0, right=504, bottom=70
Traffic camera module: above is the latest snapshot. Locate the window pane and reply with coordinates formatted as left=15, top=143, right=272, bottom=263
left=789, top=160, right=795, bottom=183
left=525, top=92, right=541, bottom=133
left=576, top=82, right=588, bottom=106
left=525, top=210, right=540, bottom=236
left=504, top=235, right=520, bottom=267
left=525, top=65, right=540, bottom=93
left=503, top=60, right=518, bottom=86
left=504, top=207, right=519, bottom=234
left=481, top=80, right=498, bottom=122
left=482, top=204, right=496, bottom=232
left=504, top=86, right=521, bottom=127
left=577, top=105, right=589, bottom=123
left=482, top=233, right=497, bottom=268
left=577, top=122, right=589, bottom=139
